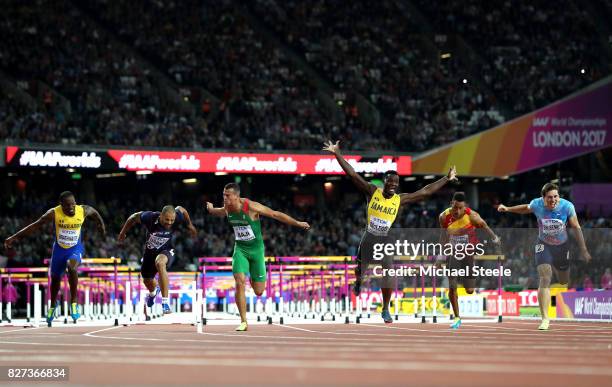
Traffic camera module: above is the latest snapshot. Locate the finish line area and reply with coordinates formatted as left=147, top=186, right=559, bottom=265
left=1, top=315, right=611, bottom=386
left=1, top=256, right=612, bottom=386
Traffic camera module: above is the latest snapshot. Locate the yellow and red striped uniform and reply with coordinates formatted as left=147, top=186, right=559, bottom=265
left=441, top=207, right=479, bottom=245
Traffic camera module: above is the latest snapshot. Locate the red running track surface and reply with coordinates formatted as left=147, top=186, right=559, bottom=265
left=0, top=320, right=610, bottom=386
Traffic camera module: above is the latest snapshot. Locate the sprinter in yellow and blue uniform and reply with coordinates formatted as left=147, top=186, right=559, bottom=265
left=323, top=140, right=457, bottom=323
left=4, top=191, right=106, bottom=324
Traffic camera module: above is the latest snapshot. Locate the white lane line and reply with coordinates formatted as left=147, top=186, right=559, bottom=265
left=0, top=326, right=44, bottom=334
left=83, top=326, right=123, bottom=337
left=359, top=323, right=612, bottom=340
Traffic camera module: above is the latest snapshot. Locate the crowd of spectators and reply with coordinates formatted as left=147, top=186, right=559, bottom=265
left=0, top=0, right=199, bottom=148
left=415, top=0, right=607, bottom=115
left=2, top=1, right=606, bottom=152
left=251, top=0, right=506, bottom=151
left=87, top=0, right=337, bottom=151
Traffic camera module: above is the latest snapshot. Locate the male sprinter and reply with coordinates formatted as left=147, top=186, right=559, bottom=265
left=498, top=183, right=591, bottom=330
left=4, top=191, right=106, bottom=323
left=118, top=206, right=197, bottom=314
left=206, top=183, right=310, bottom=331
left=440, top=192, right=500, bottom=329
left=323, top=140, right=457, bottom=323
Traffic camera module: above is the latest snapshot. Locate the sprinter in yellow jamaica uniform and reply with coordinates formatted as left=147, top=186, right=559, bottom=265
left=323, top=140, right=457, bottom=323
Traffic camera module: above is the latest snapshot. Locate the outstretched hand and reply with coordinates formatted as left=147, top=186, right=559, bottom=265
left=581, top=249, right=592, bottom=264
left=447, top=165, right=458, bottom=182
left=297, top=221, right=311, bottom=231
left=4, top=236, right=15, bottom=250
left=497, top=204, right=508, bottom=213
left=322, top=140, right=340, bottom=155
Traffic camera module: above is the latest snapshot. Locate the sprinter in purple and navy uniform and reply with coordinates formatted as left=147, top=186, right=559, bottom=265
left=118, top=205, right=197, bottom=314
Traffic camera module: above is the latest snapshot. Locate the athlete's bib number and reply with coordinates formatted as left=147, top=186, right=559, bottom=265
left=233, top=225, right=256, bottom=241
left=367, top=216, right=392, bottom=236
left=541, top=218, right=565, bottom=236
left=57, top=229, right=79, bottom=248
left=450, top=234, right=469, bottom=245
left=146, top=234, right=171, bottom=250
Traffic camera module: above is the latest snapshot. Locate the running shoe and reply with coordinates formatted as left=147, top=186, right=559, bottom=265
left=538, top=319, right=550, bottom=331
left=235, top=322, right=248, bottom=332
left=450, top=317, right=462, bottom=329
left=46, top=304, right=58, bottom=324
left=162, top=303, right=172, bottom=314
left=70, top=303, right=81, bottom=321
left=381, top=309, right=393, bottom=324
left=146, top=287, right=160, bottom=308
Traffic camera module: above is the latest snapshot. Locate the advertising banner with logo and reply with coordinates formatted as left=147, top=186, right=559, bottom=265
left=485, top=293, right=520, bottom=316
left=5, top=147, right=110, bottom=169
left=413, top=77, right=611, bottom=177
left=5, top=146, right=411, bottom=175
left=556, top=290, right=612, bottom=320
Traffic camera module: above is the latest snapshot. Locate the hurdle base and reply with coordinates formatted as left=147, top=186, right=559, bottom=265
left=433, top=316, right=437, bottom=323
left=356, top=316, right=361, bottom=324
left=421, top=316, right=426, bottom=323
left=498, top=315, right=503, bottom=323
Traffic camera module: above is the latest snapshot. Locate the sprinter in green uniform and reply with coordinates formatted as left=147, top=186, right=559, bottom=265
left=206, top=183, right=310, bottom=331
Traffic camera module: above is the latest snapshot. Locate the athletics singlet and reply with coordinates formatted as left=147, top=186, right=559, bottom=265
left=227, top=199, right=266, bottom=280
left=54, top=205, right=85, bottom=249
left=227, top=200, right=264, bottom=247
left=50, top=205, right=85, bottom=278
left=441, top=207, right=479, bottom=245
left=366, top=188, right=401, bottom=236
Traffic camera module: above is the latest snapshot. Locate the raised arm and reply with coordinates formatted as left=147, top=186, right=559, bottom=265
left=117, top=211, right=142, bottom=243
left=400, top=166, right=457, bottom=205
left=323, top=140, right=376, bottom=197
left=176, top=206, right=197, bottom=238
left=469, top=210, right=500, bottom=243
left=249, top=201, right=310, bottom=230
left=4, top=208, right=54, bottom=250
left=83, top=205, right=106, bottom=236
left=497, top=204, right=532, bottom=215
left=568, top=215, right=591, bottom=263
left=205, top=202, right=227, bottom=218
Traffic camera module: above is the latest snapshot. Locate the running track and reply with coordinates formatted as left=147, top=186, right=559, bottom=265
left=0, top=320, right=610, bottom=386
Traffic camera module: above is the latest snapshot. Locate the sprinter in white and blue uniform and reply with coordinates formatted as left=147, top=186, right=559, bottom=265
left=4, top=191, right=106, bottom=324
left=498, top=183, right=592, bottom=331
